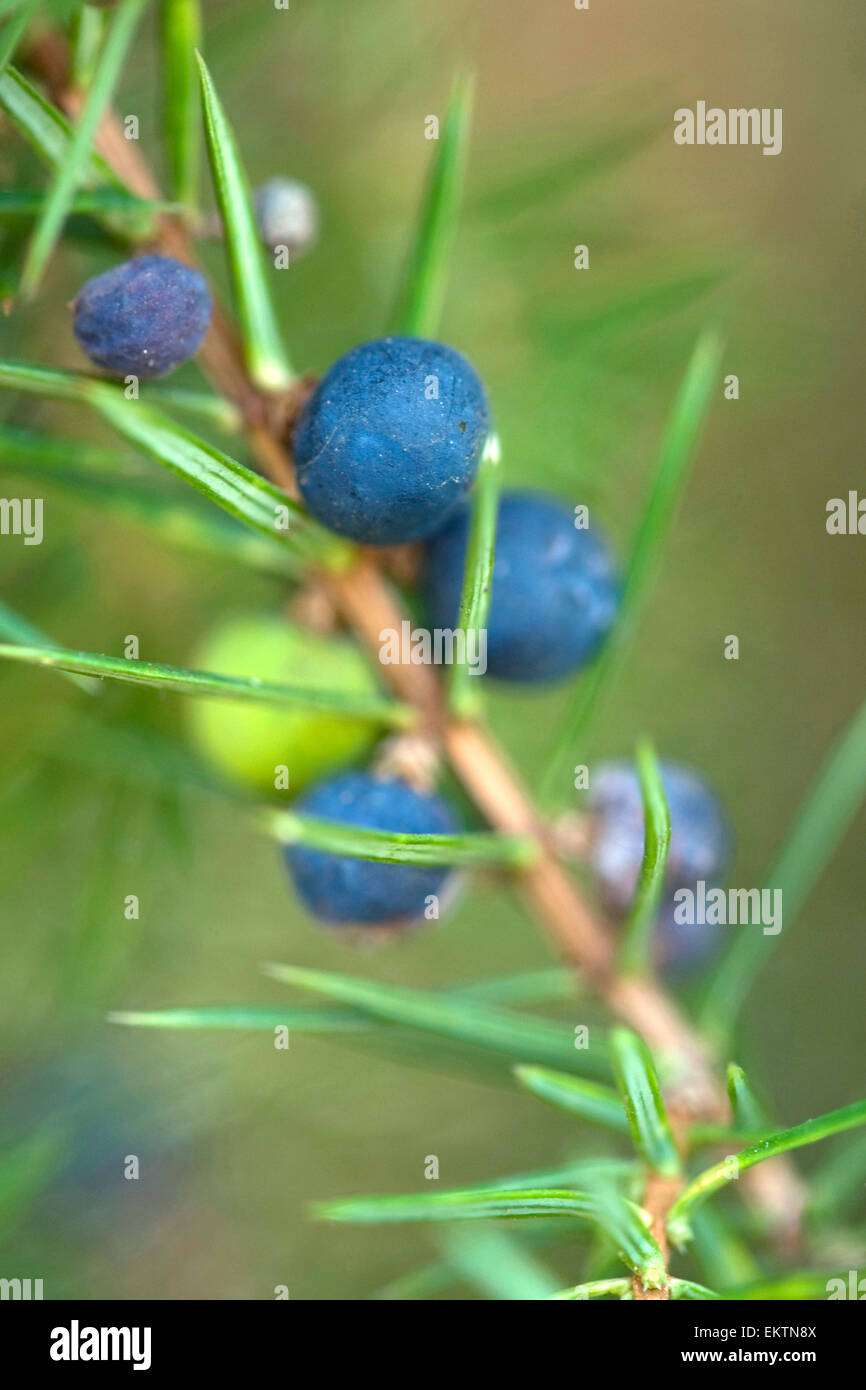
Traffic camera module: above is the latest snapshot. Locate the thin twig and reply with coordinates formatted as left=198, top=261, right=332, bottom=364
left=632, top=1170, right=680, bottom=1300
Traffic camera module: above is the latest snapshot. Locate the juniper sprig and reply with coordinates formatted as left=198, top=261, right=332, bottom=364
left=0, top=3, right=864, bottom=1305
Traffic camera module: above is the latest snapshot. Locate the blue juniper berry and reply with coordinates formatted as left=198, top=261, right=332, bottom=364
left=73, top=254, right=212, bottom=379
left=423, top=489, right=621, bottom=682
left=292, top=336, right=489, bottom=544
left=589, top=760, right=732, bottom=972
left=284, top=770, right=459, bottom=926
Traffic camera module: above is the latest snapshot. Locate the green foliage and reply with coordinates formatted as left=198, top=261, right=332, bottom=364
left=0, top=61, right=155, bottom=242
left=0, top=188, right=180, bottom=218
left=616, top=738, right=671, bottom=975
left=315, top=1185, right=603, bottom=1223
left=111, top=971, right=581, bottom=1043
left=551, top=1276, right=632, bottom=1301
left=666, top=1096, right=866, bottom=1247
left=539, top=326, right=725, bottom=803
left=702, top=692, right=866, bottom=1044
left=160, top=0, right=202, bottom=212
left=514, top=1064, right=629, bottom=1134
left=19, top=0, right=146, bottom=297
left=688, top=1205, right=761, bottom=1289
left=3, top=464, right=299, bottom=576
left=0, top=7, right=862, bottom=1307
left=0, top=1, right=37, bottom=77
left=0, top=66, right=119, bottom=186
left=109, top=1005, right=370, bottom=1032
left=261, top=963, right=610, bottom=1074
left=0, top=360, right=347, bottom=564
left=315, top=1180, right=667, bottom=1289
left=0, top=640, right=413, bottom=724
left=91, top=391, right=328, bottom=558
left=725, top=1063, right=768, bottom=1132
left=390, top=70, right=474, bottom=337
left=0, top=1128, right=66, bottom=1238
left=69, top=3, right=104, bottom=92
left=808, top=1127, right=866, bottom=1225
left=0, top=598, right=99, bottom=692
left=435, top=1225, right=562, bottom=1301
left=609, top=1027, right=680, bottom=1177
left=196, top=50, right=293, bottom=389
left=267, top=806, right=536, bottom=868
left=448, top=432, right=501, bottom=719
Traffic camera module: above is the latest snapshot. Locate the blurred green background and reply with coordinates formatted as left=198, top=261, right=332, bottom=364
left=1, top=0, right=864, bottom=1298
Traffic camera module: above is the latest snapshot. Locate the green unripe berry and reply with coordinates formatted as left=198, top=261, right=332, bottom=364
left=185, top=614, right=380, bottom=795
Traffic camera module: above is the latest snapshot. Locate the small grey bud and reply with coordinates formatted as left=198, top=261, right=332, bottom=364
left=253, top=178, right=319, bottom=257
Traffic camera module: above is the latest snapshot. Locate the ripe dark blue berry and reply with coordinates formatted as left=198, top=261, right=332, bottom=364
left=73, top=254, right=212, bottom=379
left=589, top=760, right=732, bottom=971
left=284, top=771, right=459, bottom=926
left=423, top=489, right=620, bottom=682
left=293, top=336, right=490, bottom=544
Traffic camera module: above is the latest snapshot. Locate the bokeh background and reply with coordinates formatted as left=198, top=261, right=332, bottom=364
left=1, top=0, right=864, bottom=1298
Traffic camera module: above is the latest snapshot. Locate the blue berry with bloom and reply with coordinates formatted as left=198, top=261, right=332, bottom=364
left=73, top=254, right=211, bottom=379
left=589, top=760, right=732, bottom=972
left=423, top=489, right=620, bottom=682
left=284, top=771, right=459, bottom=926
left=293, top=336, right=489, bottom=544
